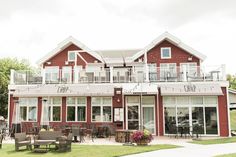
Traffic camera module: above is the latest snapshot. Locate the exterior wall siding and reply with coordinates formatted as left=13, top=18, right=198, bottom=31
left=136, top=40, right=200, bottom=66
left=43, top=44, right=101, bottom=68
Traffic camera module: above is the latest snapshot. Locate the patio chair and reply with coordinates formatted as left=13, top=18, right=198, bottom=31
left=14, top=132, right=32, bottom=151
left=0, top=134, right=3, bottom=149
left=55, top=133, right=73, bottom=152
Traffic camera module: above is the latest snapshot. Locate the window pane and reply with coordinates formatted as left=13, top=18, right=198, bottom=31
left=177, top=96, right=189, bottom=105
left=191, top=96, right=203, bottom=105
left=103, top=106, right=111, bottom=122
left=67, top=106, right=75, bottom=121
left=77, top=106, right=86, bottom=121
left=52, top=97, right=62, bottom=104
left=28, top=98, right=37, bottom=105
left=67, top=97, right=75, bottom=104
left=53, top=106, right=61, bottom=121
left=192, top=107, right=204, bottom=134
left=142, top=96, right=155, bottom=105
left=164, top=107, right=176, bottom=134
left=20, top=106, right=27, bottom=121
left=103, top=97, right=112, bottom=105
left=69, top=52, right=75, bottom=61
left=28, top=106, right=37, bottom=121
left=162, top=48, right=170, bottom=58
left=204, top=96, right=217, bottom=105
left=77, top=97, right=86, bottom=104
left=92, top=97, right=101, bottom=105
left=205, top=107, right=218, bottom=134
left=92, top=106, right=101, bottom=122
left=19, top=98, right=27, bottom=105
left=127, top=96, right=140, bottom=104
left=163, top=97, right=175, bottom=105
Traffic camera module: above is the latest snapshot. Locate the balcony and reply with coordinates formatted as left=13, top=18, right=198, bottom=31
left=10, top=65, right=226, bottom=85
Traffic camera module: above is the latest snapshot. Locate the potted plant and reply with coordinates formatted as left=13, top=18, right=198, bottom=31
left=131, top=129, right=153, bottom=146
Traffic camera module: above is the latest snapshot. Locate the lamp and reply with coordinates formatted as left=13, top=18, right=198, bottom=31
left=117, top=98, right=120, bottom=103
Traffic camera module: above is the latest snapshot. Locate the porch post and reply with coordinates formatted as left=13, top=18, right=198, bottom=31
left=110, top=66, right=113, bottom=83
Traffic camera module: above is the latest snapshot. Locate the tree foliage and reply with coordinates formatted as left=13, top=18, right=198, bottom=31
left=0, top=58, right=32, bottom=118
left=227, top=74, right=236, bottom=90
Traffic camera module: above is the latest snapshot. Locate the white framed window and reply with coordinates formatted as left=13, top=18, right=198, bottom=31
left=91, top=97, right=112, bottom=122
left=19, top=98, right=37, bottom=122
left=43, top=97, right=62, bottom=122
left=66, top=97, right=86, bottom=122
left=68, top=51, right=76, bottom=61
left=161, top=47, right=171, bottom=59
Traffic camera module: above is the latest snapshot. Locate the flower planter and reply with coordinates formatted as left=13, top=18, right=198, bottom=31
left=136, top=140, right=148, bottom=146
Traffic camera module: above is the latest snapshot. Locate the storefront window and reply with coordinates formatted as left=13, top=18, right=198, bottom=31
left=53, top=106, right=61, bottom=121
left=92, top=97, right=112, bottom=122
left=164, top=107, right=176, bottom=134
left=19, top=98, right=37, bottom=122
left=163, top=96, right=218, bottom=135
left=66, top=97, right=86, bottom=122
left=205, top=107, right=218, bottom=134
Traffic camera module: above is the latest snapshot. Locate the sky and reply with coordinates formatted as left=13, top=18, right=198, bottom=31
left=0, top=0, right=235, bottom=74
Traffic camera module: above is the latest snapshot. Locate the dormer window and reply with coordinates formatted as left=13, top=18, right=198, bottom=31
left=161, top=47, right=171, bottom=59
left=68, top=51, right=76, bottom=61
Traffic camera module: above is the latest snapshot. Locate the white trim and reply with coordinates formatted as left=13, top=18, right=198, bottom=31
left=7, top=93, right=11, bottom=128
left=161, top=47, right=171, bottom=59
left=132, top=32, right=207, bottom=62
left=37, top=36, right=103, bottom=66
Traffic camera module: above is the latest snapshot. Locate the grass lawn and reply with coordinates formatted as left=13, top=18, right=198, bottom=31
left=190, top=137, right=236, bottom=145
left=0, top=144, right=178, bottom=157
left=230, top=110, right=236, bottom=130
left=215, top=153, right=236, bottom=157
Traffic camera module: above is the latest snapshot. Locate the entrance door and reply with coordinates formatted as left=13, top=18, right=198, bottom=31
left=143, top=106, right=155, bottom=133
left=127, top=105, right=139, bottom=130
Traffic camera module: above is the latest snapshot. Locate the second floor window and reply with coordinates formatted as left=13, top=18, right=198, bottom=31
left=68, top=51, right=76, bottom=61
left=161, top=47, right=171, bottom=59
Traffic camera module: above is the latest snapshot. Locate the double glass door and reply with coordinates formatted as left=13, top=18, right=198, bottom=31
left=126, top=96, right=155, bottom=134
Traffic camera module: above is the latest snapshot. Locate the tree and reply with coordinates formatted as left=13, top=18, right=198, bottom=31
left=227, top=74, right=236, bottom=90
left=0, top=58, right=32, bottom=118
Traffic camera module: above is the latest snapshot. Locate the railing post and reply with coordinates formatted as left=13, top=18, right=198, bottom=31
left=110, top=66, right=113, bottom=83
left=183, top=65, right=187, bottom=82
left=10, top=69, right=15, bottom=85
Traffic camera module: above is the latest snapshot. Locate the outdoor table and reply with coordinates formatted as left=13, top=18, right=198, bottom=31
left=33, top=141, right=54, bottom=153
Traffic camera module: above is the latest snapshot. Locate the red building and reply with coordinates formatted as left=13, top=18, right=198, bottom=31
left=8, top=32, right=230, bottom=136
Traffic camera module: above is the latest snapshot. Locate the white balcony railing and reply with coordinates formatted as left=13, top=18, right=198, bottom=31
left=10, top=65, right=226, bottom=85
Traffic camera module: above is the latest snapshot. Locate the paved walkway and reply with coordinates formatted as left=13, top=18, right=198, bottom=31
left=124, top=141, right=236, bottom=157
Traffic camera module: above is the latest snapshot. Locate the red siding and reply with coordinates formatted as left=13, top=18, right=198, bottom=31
left=62, top=97, right=67, bottom=123
left=158, top=93, right=164, bottom=136
left=43, top=44, right=101, bottom=68
left=87, top=97, right=91, bottom=124
left=9, top=95, right=15, bottom=127
left=37, top=97, right=42, bottom=124
left=218, top=87, right=229, bottom=136
left=136, top=40, right=200, bottom=66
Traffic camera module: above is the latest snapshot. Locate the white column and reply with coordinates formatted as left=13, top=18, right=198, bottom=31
left=41, top=68, right=46, bottom=84
left=221, top=64, right=226, bottom=80
left=74, top=66, right=78, bottom=83
left=10, top=69, right=15, bottom=85
left=110, top=66, right=113, bottom=83
left=144, top=51, right=149, bottom=82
